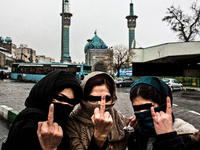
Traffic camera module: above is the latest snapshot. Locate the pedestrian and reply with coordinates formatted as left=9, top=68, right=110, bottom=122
left=0, top=71, right=4, bottom=80
left=65, top=72, right=138, bottom=150
left=127, top=76, right=199, bottom=150
left=1, top=70, right=82, bottom=150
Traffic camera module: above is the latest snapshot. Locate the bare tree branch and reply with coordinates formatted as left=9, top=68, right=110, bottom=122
left=162, top=1, right=200, bottom=42
left=105, top=44, right=135, bottom=77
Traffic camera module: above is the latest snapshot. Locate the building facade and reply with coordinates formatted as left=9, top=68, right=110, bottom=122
left=36, top=55, right=55, bottom=63
left=15, top=46, right=36, bottom=63
left=84, top=32, right=113, bottom=73
left=130, top=41, right=200, bottom=77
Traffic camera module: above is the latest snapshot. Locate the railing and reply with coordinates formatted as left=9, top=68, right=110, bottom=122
left=174, top=77, right=200, bottom=87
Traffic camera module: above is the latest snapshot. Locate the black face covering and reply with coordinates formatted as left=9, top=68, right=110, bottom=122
left=25, top=70, right=81, bottom=126
left=88, top=95, right=111, bottom=102
left=53, top=103, right=73, bottom=125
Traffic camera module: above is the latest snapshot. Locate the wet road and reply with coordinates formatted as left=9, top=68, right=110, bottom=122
left=0, top=79, right=200, bottom=147
left=117, top=87, right=200, bottom=114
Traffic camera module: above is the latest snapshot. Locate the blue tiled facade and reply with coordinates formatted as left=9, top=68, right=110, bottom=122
left=126, top=2, right=138, bottom=49
left=84, top=33, right=113, bottom=72
left=63, top=21, right=71, bottom=62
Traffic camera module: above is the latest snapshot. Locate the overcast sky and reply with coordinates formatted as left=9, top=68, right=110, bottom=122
left=1, top=0, right=199, bottom=62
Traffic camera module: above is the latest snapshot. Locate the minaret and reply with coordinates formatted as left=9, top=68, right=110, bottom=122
left=60, top=0, right=72, bottom=63
left=126, top=1, right=138, bottom=49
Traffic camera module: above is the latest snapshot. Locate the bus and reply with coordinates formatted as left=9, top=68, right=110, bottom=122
left=11, top=62, right=92, bottom=83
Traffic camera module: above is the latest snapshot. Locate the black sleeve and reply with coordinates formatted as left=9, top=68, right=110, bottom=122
left=87, top=135, right=108, bottom=150
left=18, top=121, right=43, bottom=150
left=3, top=120, right=42, bottom=150
left=153, top=131, right=187, bottom=150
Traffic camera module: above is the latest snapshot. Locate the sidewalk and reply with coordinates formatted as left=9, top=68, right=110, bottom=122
left=184, top=86, right=200, bottom=91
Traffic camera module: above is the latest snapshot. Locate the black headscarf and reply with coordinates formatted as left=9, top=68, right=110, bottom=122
left=130, top=76, right=173, bottom=109
left=25, top=70, right=82, bottom=112
left=2, top=70, right=82, bottom=150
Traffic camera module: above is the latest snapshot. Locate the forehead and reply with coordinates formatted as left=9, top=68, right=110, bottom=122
left=132, top=96, right=153, bottom=105
left=90, top=84, right=110, bottom=95
left=58, top=88, right=74, bottom=99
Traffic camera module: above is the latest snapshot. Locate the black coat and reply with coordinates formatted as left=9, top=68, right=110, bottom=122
left=1, top=108, right=69, bottom=150
left=153, top=131, right=200, bottom=150
left=127, top=131, right=200, bottom=150
left=127, top=130, right=149, bottom=150
left=2, top=71, right=77, bottom=150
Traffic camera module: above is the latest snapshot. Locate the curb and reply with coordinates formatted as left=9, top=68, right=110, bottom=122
left=173, top=103, right=200, bottom=116
left=0, top=103, right=19, bottom=124
left=184, top=87, right=200, bottom=92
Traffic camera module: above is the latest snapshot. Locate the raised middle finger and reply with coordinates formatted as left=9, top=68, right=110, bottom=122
left=100, top=93, right=106, bottom=117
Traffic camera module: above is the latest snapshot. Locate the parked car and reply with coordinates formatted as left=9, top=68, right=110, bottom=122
left=162, top=78, right=183, bottom=91
left=115, top=77, right=134, bottom=87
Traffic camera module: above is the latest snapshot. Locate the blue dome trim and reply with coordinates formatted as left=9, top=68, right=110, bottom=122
left=0, top=36, right=4, bottom=42
left=84, top=35, right=107, bottom=53
left=5, top=37, right=12, bottom=43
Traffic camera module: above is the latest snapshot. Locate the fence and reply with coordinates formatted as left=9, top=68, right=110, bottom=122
left=174, top=77, right=200, bottom=87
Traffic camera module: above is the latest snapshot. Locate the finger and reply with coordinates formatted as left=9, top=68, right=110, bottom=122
left=100, top=93, right=106, bottom=117
left=129, top=117, right=137, bottom=127
left=159, top=111, right=165, bottom=115
left=37, top=122, right=43, bottom=137
left=40, top=122, right=49, bottom=131
left=91, top=115, right=95, bottom=123
left=37, top=122, right=43, bottom=133
left=166, top=97, right=172, bottom=115
left=53, top=122, right=59, bottom=129
left=58, top=126, right=63, bottom=137
left=48, top=103, right=54, bottom=125
left=132, top=120, right=138, bottom=129
left=126, top=116, right=135, bottom=126
left=94, top=107, right=100, bottom=118
left=151, top=106, right=156, bottom=118
left=104, top=111, right=110, bottom=118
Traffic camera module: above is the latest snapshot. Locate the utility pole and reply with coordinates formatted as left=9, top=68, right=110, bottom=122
left=20, top=44, right=23, bottom=62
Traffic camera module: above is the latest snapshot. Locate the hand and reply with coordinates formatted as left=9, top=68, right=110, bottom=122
left=151, top=97, right=174, bottom=135
left=91, top=93, right=113, bottom=148
left=126, top=116, right=138, bottom=130
left=37, top=104, right=63, bottom=150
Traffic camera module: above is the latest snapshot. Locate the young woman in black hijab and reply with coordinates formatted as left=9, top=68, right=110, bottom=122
left=2, top=70, right=82, bottom=150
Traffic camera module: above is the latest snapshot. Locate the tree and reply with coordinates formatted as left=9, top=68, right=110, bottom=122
left=162, top=1, right=200, bottom=42
left=112, top=45, right=135, bottom=77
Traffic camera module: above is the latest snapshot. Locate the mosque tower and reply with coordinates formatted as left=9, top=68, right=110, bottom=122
left=60, top=0, right=72, bottom=62
left=126, top=1, right=138, bottom=49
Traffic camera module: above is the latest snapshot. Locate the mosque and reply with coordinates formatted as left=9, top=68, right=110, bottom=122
left=61, top=1, right=136, bottom=73
left=61, top=0, right=199, bottom=77
left=84, top=31, right=113, bottom=72
left=83, top=2, right=137, bottom=73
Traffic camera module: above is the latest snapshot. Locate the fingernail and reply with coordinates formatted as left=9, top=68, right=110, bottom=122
left=51, top=103, right=54, bottom=107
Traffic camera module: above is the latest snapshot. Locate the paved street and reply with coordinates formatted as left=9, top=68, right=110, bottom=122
left=0, top=79, right=200, bottom=148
